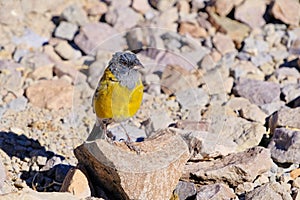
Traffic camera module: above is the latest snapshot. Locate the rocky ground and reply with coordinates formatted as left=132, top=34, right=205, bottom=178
left=0, top=0, right=300, bottom=199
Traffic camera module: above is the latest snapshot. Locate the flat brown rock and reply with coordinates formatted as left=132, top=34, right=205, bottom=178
left=74, top=129, right=190, bottom=200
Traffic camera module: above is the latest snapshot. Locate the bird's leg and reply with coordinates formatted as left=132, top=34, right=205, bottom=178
left=120, top=121, right=141, bottom=154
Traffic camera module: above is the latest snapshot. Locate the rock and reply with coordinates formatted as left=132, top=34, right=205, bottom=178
left=13, top=48, right=29, bottom=62
left=226, top=97, right=267, bottom=124
left=208, top=11, right=250, bottom=45
left=75, top=129, right=190, bottom=200
left=233, top=78, right=281, bottom=105
left=74, top=22, right=122, bottom=54
left=259, top=101, right=286, bottom=116
left=0, top=60, right=24, bottom=92
left=178, top=22, right=208, bottom=38
left=245, top=182, right=292, bottom=200
left=108, top=123, right=147, bottom=142
left=275, top=67, right=300, bottom=85
left=212, top=32, right=236, bottom=55
left=204, top=103, right=266, bottom=153
left=12, top=28, right=48, bottom=49
left=291, top=168, right=300, bottom=179
left=0, top=159, right=6, bottom=191
left=87, top=59, right=107, bottom=89
left=268, top=128, right=300, bottom=164
left=272, top=0, right=300, bottom=26
left=36, top=156, right=47, bottom=166
left=201, top=65, right=233, bottom=96
left=0, top=189, right=80, bottom=200
left=175, top=88, right=209, bottom=110
left=178, top=114, right=266, bottom=160
left=148, top=110, right=174, bottom=132
left=213, top=0, right=234, bottom=16
left=149, top=0, right=176, bottom=11
left=61, top=4, right=88, bottom=26
left=30, top=65, right=54, bottom=80
left=196, top=183, right=236, bottom=200
left=60, top=168, right=91, bottom=199
left=145, top=73, right=161, bottom=95
left=54, top=62, right=87, bottom=84
left=290, top=38, right=300, bottom=55
left=173, top=181, right=196, bottom=200
left=151, top=7, right=178, bottom=31
left=21, top=51, right=54, bottom=70
left=132, top=0, right=151, bottom=14
left=54, top=21, right=78, bottom=41
left=25, top=79, right=74, bottom=110
left=235, top=0, right=266, bottom=28
left=6, top=96, right=28, bottom=112
left=161, top=65, right=200, bottom=95
left=85, top=0, right=108, bottom=16
left=235, top=182, right=255, bottom=195
left=270, top=107, right=300, bottom=129
left=105, top=7, right=142, bottom=31
left=181, top=129, right=238, bottom=159
left=54, top=41, right=81, bottom=60
left=242, top=37, right=270, bottom=55
left=183, top=147, right=273, bottom=186
left=0, top=1, right=23, bottom=26
left=177, top=0, right=190, bottom=16
left=230, top=60, right=265, bottom=80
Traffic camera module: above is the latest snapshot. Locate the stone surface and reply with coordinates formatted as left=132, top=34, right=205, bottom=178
left=213, top=0, right=234, bottom=16
left=25, top=79, right=74, bottom=110
left=209, top=11, right=250, bottom=45
left=196, top=183, right=236, bottom=200
left=105, top=7, right=142, bottom=31
left=179, top=22, right=208, bottom=38
left=233, top=78, right=281, bottom=105
left=268, top=128, right=300, bottom=164
left=183, top=147, right=273, bottom=186
left=226, top=97, right=267, bottom=124
left=173, top=181, right=197, bottom=200
left=272, top=0, right=300, bottom=26
left=60, top=168, right=91, bottom=199
left=75, top=129, right=190, bottom=200
left=54, top=21, right=78, bottom=41
left=132, top=0, right=151, bottom=14
left=175, top=88, right=209, bottom=110
left=54, top=62, right=87, bottom=84
left=204, top=103, right=266, bottom=153
left=161, top=65, right=200, bottom=95
left=0, top=189, right=80, bottom=200
left=281, top=84, right=300, bottom=103
left=230, top=60, right=265, bottom=80
left=74, top=22, right=122, bottom=54
left=212, top=33, right=236, bottom=55
left=54, top=41, right=81, bottom=60
left=235, top=0, right=266, bottom=28
left=149, top=0, right=176, bottom=11
left=270, top=107, right=300, bottom=129
left=291, top=168, right=300, bottom=180
left=245, top=182, right=292, bottom=200
left=61, top=4, right=88, bottom=26
left=0, top=159, right=6, bottom=192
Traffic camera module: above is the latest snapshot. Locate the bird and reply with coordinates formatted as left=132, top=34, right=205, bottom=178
left=88, top=52, right=144, bottom=148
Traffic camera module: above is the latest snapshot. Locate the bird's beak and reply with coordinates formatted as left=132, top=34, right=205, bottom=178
left=133, top=60, right=144, bottom=69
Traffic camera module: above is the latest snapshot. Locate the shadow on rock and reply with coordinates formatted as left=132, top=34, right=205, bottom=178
left=0, top=131, right=73, bottom=192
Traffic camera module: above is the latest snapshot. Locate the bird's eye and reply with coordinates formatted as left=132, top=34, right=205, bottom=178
left=120, top=59, right=127, bottom=66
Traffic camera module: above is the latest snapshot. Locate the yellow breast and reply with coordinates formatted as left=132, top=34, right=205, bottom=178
left=93, top=68, right=143, bottom=121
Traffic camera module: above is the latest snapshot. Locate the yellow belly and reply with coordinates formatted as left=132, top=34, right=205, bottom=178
left=93, top=69, right=143, bottom=121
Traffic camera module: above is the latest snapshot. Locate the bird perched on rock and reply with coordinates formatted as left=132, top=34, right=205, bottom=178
left=88, top=52, right=144, bottom=147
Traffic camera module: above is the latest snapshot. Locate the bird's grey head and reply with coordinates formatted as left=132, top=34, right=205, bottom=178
left=109, top=52, right=143, bottom=72
left=108, top=52, right=143, bottom=89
